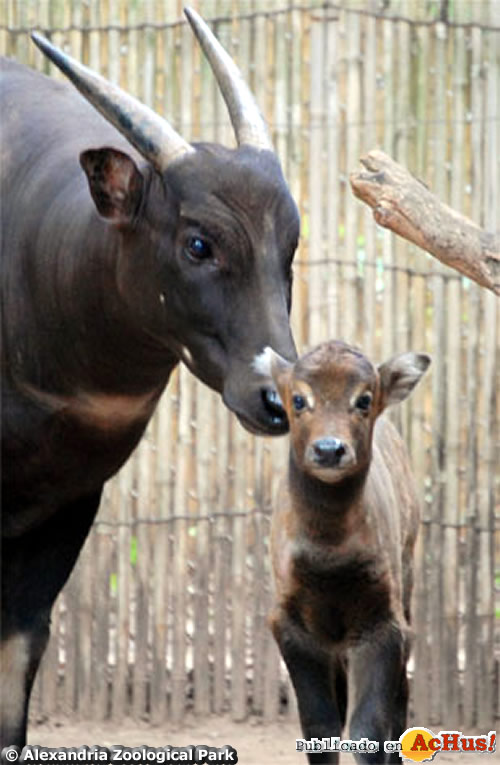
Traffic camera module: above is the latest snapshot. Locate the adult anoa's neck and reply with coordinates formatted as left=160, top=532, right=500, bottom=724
left=6, top=181, right=178, bottom=396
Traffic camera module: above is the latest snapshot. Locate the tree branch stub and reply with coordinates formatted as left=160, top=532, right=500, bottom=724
left=350, top=150, right=500, bottom=296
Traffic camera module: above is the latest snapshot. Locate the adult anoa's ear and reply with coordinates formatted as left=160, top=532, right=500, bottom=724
left=80, top=147, right=144, bottom=224
left=253, top=346, right=293, bottom=390
left=378, top=352, right=431, bottom=408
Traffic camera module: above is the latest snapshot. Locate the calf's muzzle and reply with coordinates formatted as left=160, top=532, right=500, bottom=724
left=311, top=437, right=347, bottom=466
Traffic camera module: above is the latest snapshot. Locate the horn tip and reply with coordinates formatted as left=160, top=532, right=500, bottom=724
left=184, top=6, right=204, bottom=31
left=31, top=30, right=56, bottom=58
left=30, top=30, right=45, bottom=46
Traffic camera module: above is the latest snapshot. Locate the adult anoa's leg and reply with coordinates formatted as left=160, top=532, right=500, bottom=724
left=1, top=491, right=101, bottom=748
left=349, top=624, right=407, bottom=765
left=271, top=610, right=345, bottom=765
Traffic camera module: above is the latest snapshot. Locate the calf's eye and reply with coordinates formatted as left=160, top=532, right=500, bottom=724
left=355, top=392, right=372, bottom=411
left=185, top=235, right=212, bottom=262
left=292, top=394, right=307, bottom=412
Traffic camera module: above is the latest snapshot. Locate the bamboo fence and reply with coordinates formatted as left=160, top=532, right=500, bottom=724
left=1, top=0, right=499, bottom=730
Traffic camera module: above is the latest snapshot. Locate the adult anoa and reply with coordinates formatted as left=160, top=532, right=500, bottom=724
left=1, top=9, right=299, bottom=746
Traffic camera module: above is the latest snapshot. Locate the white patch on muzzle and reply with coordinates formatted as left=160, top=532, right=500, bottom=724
left=252, top=346, right=275, bottom=377
left=180, top=345, right=194, bottom=368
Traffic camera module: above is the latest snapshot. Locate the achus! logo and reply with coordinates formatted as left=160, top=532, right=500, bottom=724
left=399, top=728, right=496, bottom=761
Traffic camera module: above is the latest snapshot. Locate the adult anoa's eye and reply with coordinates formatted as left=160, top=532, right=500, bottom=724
left=355, top=392, right=372, bottom=411
left=292, top=394, right=307, bottom=413
left=185, top=235, right=212, bottom=262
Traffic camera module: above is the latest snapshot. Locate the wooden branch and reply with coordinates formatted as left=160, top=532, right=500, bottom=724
left=350, top=150, right=500, bottom=296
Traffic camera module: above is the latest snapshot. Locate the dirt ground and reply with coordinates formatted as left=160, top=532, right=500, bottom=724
left=29, top=718, right=492, bottom=765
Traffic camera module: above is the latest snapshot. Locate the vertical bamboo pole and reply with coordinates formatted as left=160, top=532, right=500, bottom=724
left=287, top=4, right=307, bottom=350
left=61, top=565, right=78, bottom=719
left=150, top=390, right=175, bottom=725
left=462, top=26, right=482, bottom=714
left=297, top=6, right=311, bottom=348
left=99, top=0, right=108, bottom=79
left=325, top=9, right=340, bottom=342
left=171, top=366, right=193, bottom=724
left=213, top=403, right=230, bottom=715
left=411, top=12, right=432, bottom=724
left=272, top=4, right=286, bottom=164
left=361, top=12, right=376, bottom=358
left=393, top=7, right=411, bottom=437
left=441, top=22, right=466, bottom=727
left=37, top=583, right=61, bottom=720
left=91, top=522, right=112, bottom=721
left=7, top=0, right=17, bottom=62
left=283, top=0, right=296, bottom=195
left=161, top=16, right=174, bottom=130
left=307, top=10, right=324, bottom=346
left=111, top=470, right=132, bottom=721
left=230, top=426, right=248, bottom=721
left=68, top=0, right=82, bottom=63
left=193, top=390, right=212, bottom=717
left=75, top=535, right=93, bottom=720
left=13, top=0, right=28, bottom=63
left=107, top=0, right=119, bottom=86
left=250, top=508, right=266, bottom=716
left=0, top=1, right=8, bottom=59
left=126, top=0, right=137, bottom=99
left=430, top=19, right=448, bottom=725
left=141, top=0, right=154, bottom=108
left=166, top=368, right=181, bottom=720
left=343, top=8, right=361, bottom=346
left=262, top=609, right=282, bottom=723
left=381, top=16, right=396, bottom=363
left=133, top=426, right=155, bottom=721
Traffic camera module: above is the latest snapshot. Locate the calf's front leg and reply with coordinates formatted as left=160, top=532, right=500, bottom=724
left=349, top=624, right=408, bottom=765
left=271, top=610, right=345, bottom=764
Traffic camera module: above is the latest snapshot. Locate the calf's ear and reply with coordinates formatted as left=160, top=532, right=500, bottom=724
left=378, top=352, right=431, bottom=408
left=80, top=147, right=144, bottom=224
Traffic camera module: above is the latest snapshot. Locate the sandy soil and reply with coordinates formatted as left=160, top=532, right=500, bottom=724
left=28, top=718, right=492, bottom=765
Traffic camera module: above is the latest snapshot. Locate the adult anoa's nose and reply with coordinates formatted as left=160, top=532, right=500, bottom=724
left=222, top=380, right=289, bottom=436
left=312, top=437, right=346, bottom=466
left=261, top=386, right=287, bottom=427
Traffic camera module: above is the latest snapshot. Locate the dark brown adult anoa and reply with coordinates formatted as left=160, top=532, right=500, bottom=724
left=257, top=341, right=430, bottom=764
left=0, top=9, right=299, bottom=746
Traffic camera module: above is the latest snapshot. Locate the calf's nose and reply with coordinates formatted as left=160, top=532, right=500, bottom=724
left=312, top=437, right=346, bottom=466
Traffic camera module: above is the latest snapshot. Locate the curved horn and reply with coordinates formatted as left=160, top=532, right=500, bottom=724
left=31, top=32, right=194, bottom=171
left=184, top=7, right=273, bottom=151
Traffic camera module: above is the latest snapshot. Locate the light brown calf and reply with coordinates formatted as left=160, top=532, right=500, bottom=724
left=257, top=340, right=430, bottom=764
